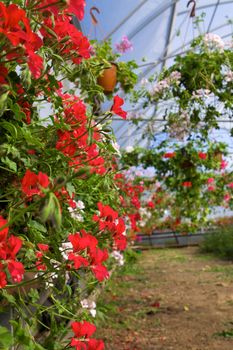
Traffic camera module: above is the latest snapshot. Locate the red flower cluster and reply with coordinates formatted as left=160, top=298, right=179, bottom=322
left=182, top=181, right=192, bottom=187
left=71, top=321, right=104, bottom=350
left=31, top=0, right=86, bottom=21
left=111, top=95, right=127, bottom=119
left=68, top=230, right=109, bottom=282
left=198, top=152, right=207, bottom=160
left=21, top=169, right=50, bottom=198
left=163, top=152, right=176, bottom=158
left=36, top=243, right=49, bottom=271
left=56, top=93, right=106, bottom=175
left=0, top=216, right=24, bottom=288
left=93, top=202, right=127, bottom=251
left=41, top=14, right=90, bottom=65
left=0, top=2, right=43, bottom=78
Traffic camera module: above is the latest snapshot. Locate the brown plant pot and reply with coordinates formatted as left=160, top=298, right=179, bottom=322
left=97, top=63, right=117, bottom=94
left=214, top=151, right=222, bottom=163
left=181, top=159, right=194, bottom=169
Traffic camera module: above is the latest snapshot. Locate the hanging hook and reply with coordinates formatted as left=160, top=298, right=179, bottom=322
left=90, top=6, right=100, bottom=26
left=187, top=0, right=196, bottom=18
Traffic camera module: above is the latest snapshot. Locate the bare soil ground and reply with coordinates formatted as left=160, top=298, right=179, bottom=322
left=96, top=246, right=233, bottom=350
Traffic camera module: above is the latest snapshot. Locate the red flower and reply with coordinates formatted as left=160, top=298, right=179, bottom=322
left=0, top=271, right=7, bottom=288
left=111, top=95, right=127, bottom=119
left=163, top=152, right=175, bottom=158
left=0, top=216, right=9, bottom=242
left=208, top=185, right=215, bottom=191
left=21, top=169, right=50, bottom=197
left=68, top=252, right=89, bottom=269
left=71, top=321, right=104, bottom=350
left=182, top=181, right=192, bottom=187
left=207, top=178, right=214, bottom=184
left=90, top=248, right=109, bottom=281
left=38, top=243, right=49, bottom=251
left=147, top=201, right=155, bottom=208
left=67, top=0, right=86, bottom=20
left=198, top=152, right=207, bottom=160
left=8, top=260, right=24, bottom=283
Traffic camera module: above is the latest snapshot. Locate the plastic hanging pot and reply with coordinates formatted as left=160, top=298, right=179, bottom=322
left=97, top=63, right=117, bottom=94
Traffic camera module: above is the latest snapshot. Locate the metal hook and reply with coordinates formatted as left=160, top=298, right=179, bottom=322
left=187, top=0, right=196, bottom=18
left=90, top=6, right=100, bottom=26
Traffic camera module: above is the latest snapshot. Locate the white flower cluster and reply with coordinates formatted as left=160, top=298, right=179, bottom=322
left=81, top=299, right=96, bottom=317
left=203, top=33, right=225, bottom=51
left=123, top=166, right=155, bottom=181
left=139, top=207, right=152, bottom=227
left=111, top=250, right=124, bottom=266
left=59, top=241, right=73, bottom=260
left=225, top=70, right=233, bottom=82
left=149, top=71, right=181, bottom=96
left=192, top=89, right=212, bottom=98
left=68, top=200, right=85, bottom=222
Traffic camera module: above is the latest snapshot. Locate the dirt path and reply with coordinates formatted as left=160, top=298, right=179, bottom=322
left=96, top=247, right=233, bottom=350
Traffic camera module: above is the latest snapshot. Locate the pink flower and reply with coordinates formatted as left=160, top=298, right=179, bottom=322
left=220, top=160, right=228, bottom=170
left=207, top=178, right=214, bottom=184
left=115, top=36, right=133, bottom=54
left=224, top=193, right=231, bottom=202
left=208, top=185, right=215, bottom=191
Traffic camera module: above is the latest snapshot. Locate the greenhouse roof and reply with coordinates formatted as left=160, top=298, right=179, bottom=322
left=81, top=0, right=233, bottom=147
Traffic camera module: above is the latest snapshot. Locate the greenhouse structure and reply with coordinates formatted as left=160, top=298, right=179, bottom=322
left=0, top=0, right=233, bottom=349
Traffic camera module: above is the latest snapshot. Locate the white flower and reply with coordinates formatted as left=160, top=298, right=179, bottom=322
left=140, top=78, right=149, bottom=86
left=68, top=200, right=85, bottom=221
left=76, top=200, right=85, bottom=210
left=59, top=242, right=73, bottom=260
left=150, top=79, right=169, bottom=95
left=225, top=70, right=233, bottom=82
left=203, top=33, right=225, bottom=51
left=81, top=299, right=96, bottom=317
left=111, top=141, right=121, bottom=156
left=111, top=250, right=124, bottom=266
left=125, top=145, right=134, bottom=153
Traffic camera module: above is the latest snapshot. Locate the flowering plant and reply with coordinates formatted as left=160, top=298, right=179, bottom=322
left=0, top=1, right=140, bottom=349
left=71, top=38, right=138, bottom=106
left=131, top=33, right=233, bottom=139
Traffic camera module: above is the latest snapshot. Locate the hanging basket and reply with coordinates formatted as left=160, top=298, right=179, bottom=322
left=214, top=151, right=222, bottom=163
left=97, top=63, right=117, bottom=94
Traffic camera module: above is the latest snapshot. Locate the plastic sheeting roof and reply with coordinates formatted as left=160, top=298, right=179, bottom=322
left=81, top=1, right=233, bottom=147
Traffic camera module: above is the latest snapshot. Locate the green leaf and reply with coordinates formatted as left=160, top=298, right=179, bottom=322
left=66, top=182, right=75, bottom=198
left=1, top=156, right=17, bottom=172
left=0, top=326, right=14, bottom=348
left=28, top=220, right=47, bottom=233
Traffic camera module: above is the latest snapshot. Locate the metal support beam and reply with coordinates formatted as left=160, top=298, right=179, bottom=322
left=178, top=0, right=233, bottom=16
left=161, top=0, right=179, bottom=70
left=207, top=0, right=221, bottom=32
left=104, top=0, right=149, bottom=40
left=127, top=0, right=178, bottom=40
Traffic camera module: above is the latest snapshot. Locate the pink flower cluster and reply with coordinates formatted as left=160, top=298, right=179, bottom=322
left=115, top=35, right=133, bottom=54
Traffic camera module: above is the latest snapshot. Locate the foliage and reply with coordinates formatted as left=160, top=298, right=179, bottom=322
left=69, top=38, right=138, bottom=105
left=130, top=33, right=233, bottom=139
left=0, top=1, right=140, bottom=349
left=200, top=226, right=233, bottom=260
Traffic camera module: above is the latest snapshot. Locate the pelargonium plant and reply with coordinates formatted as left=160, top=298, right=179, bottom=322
left=0, top=1, right=140, bottom=349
